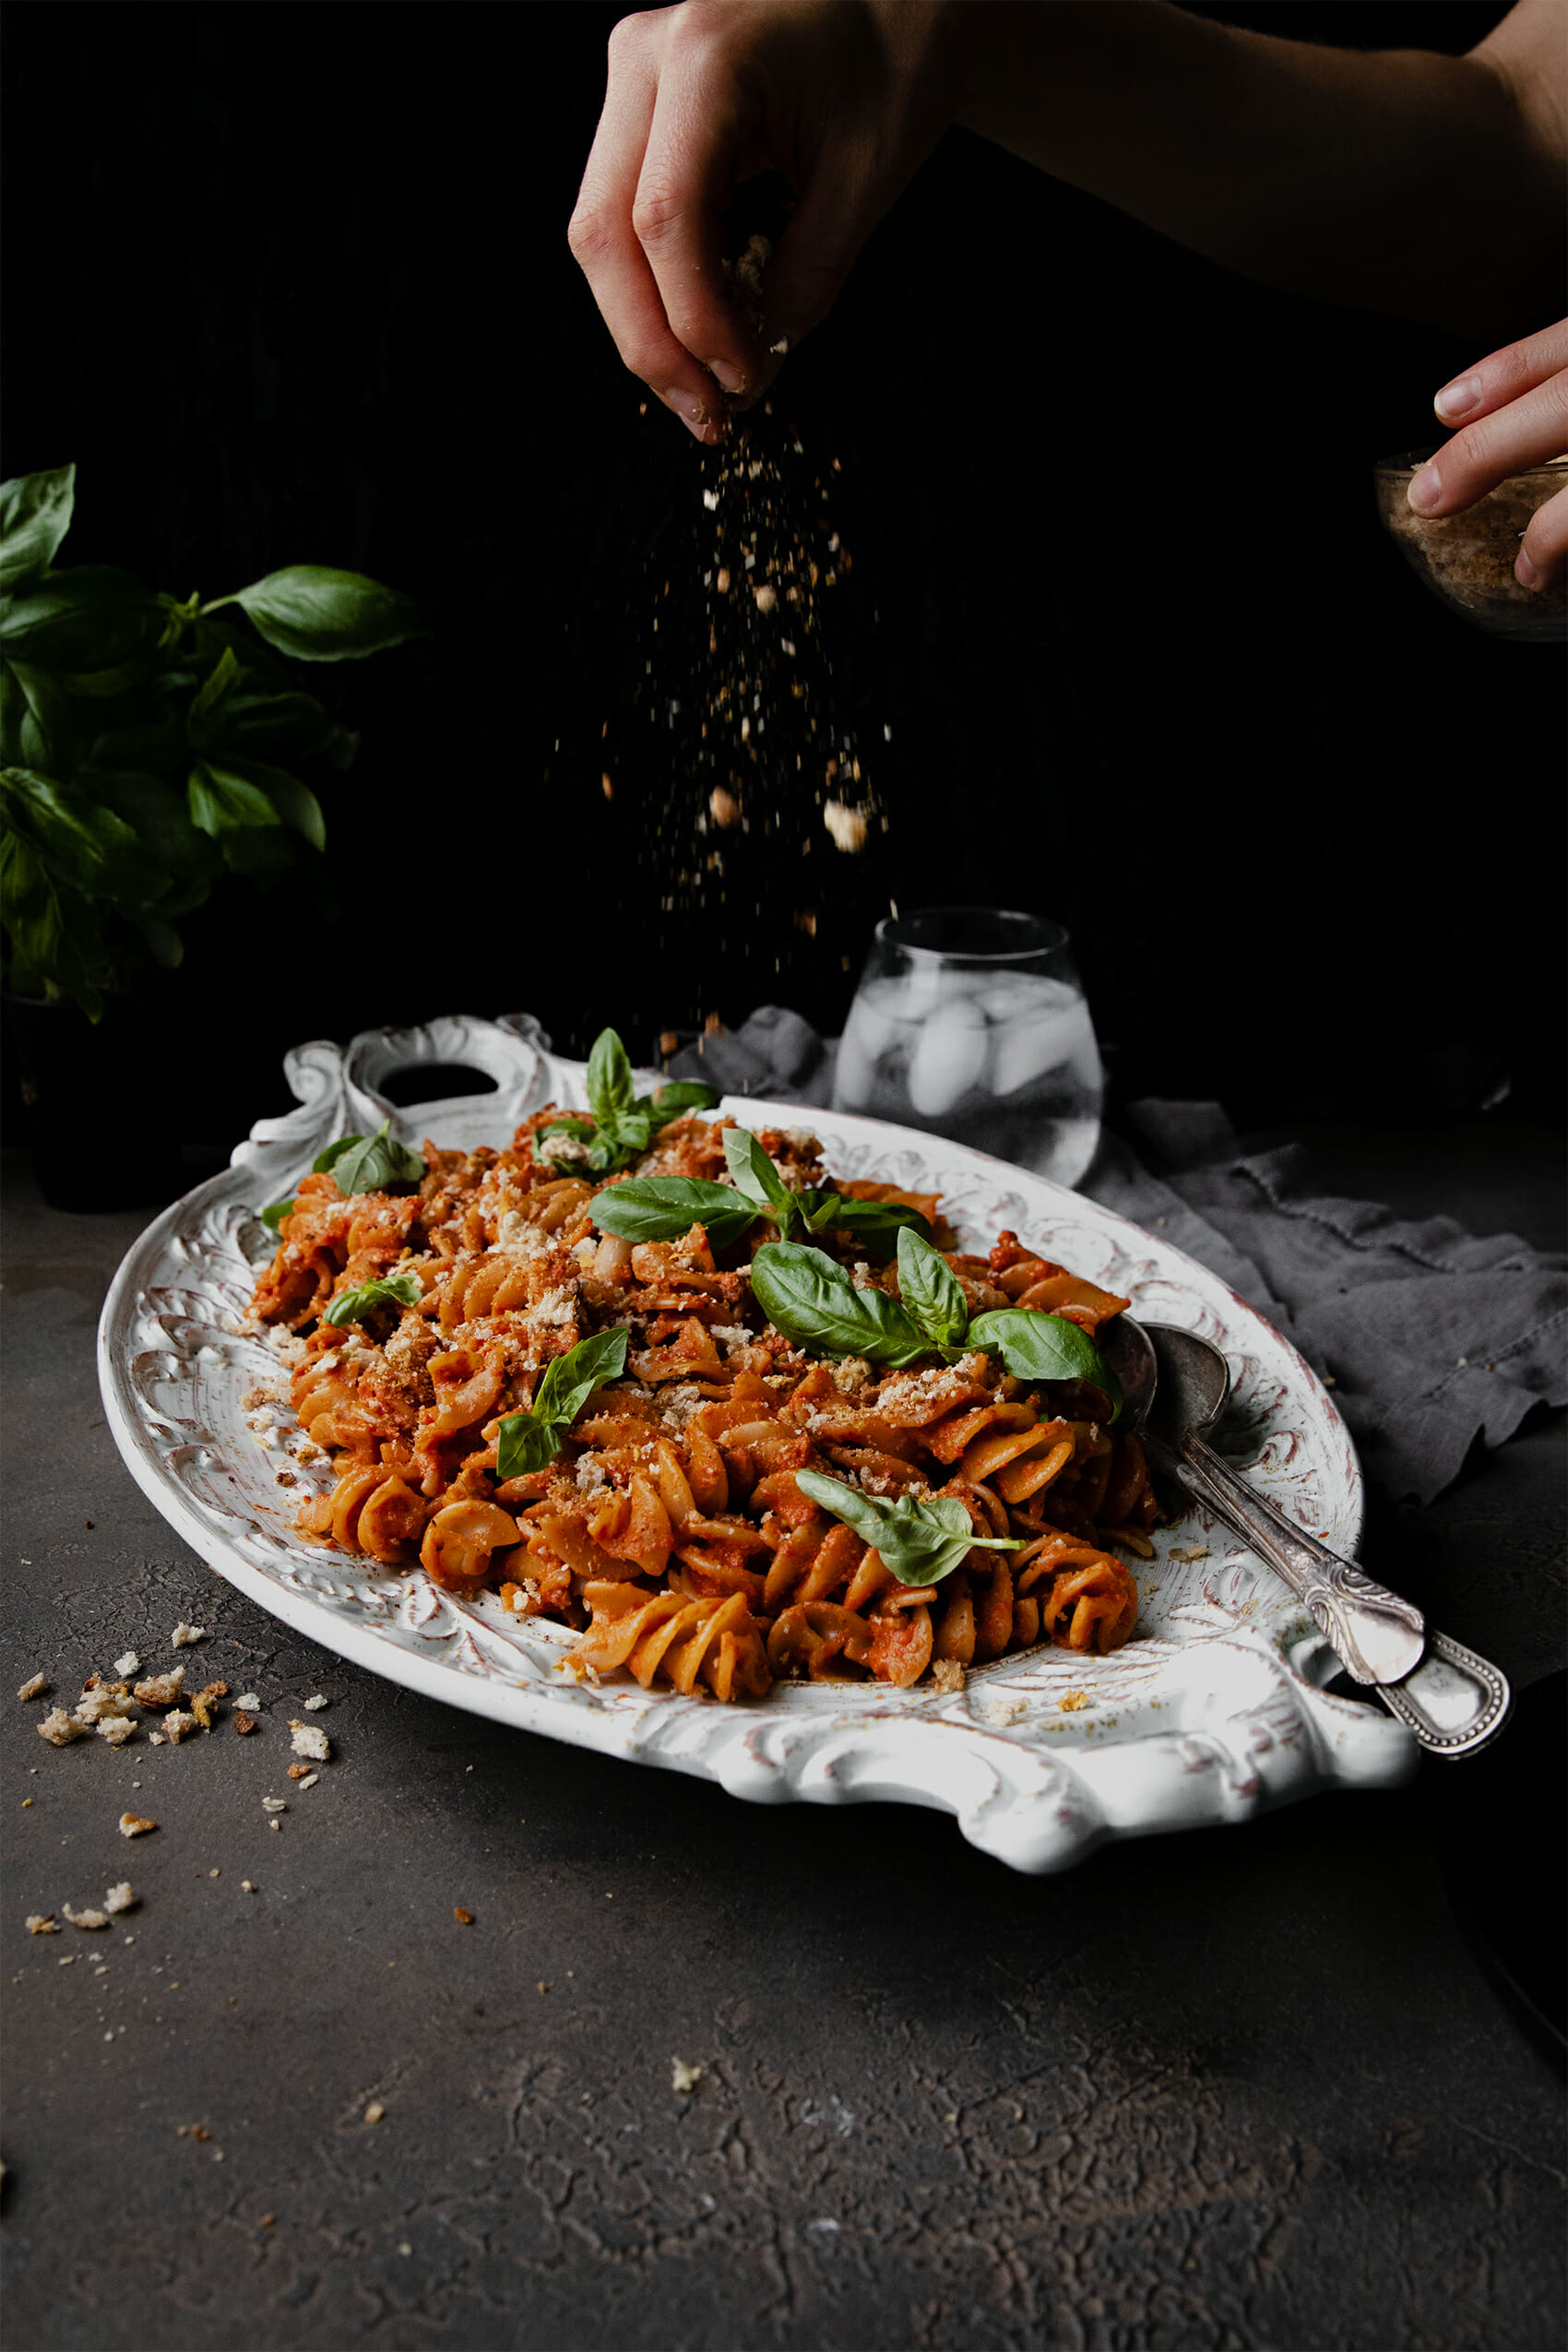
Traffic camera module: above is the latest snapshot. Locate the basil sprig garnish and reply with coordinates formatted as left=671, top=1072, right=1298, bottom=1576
left=535, top=1028, right=719, bottom=1176
left=592, top=1176, right=760, bottom=1250
left=589, top=1126, right=931, bottom=1254
left=314, top=1117, right=423, bottom=1195
left=749, top=1242, right=929, bottom=1367
left=967, top=1308, right=1123, bottom=1418
left=795, top=1470, right=1023, bottom=1588
left=261, top=1197, right=294, bottom=1232
left=749, top=1230, right=1122, bottom=1415
left=494, top=1326, right=629, bottom=1479
left=322, top=1268, right=422, bottom=1327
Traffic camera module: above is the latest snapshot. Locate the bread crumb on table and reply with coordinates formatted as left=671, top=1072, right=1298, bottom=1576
left=235, top=1693, right=261, bottom=1712
left=17, top=1673, right=48, bottom=1702
left=929, top=1660, right=966, bottom=1696
left=1058, top=1690, right=1088, bottom=1713
left=453, top=1907, right=474, bottom=1926
left=288, top=1722, right=330, bottom=1762
left=119, top=1813, right=157, bottom=1838
left=113, top=1652, right=140, bottom=1677
left=134, top=1669, right=184, bottom=1706
left=671, top=2058, right=705, bottom=2094
left=363, top=2103, right=386, bottom=2125
left=97, top=1717, right=137, bottom=1748
left=26, top=1915, right=59, bottom=1935
left=103, top=1883, right=137, bottom=1914
left=162, top=1709, right=201, bottom=1744
left=63, top=1905, right=110, bottom=1930
left=303, top=1694, right=328, bottom=1711
left=233, top=1712, right=256, bottom=1736
left=171, top=1623, right=206, bottom=1648
left=38, top=1708, right=87, bottom=1746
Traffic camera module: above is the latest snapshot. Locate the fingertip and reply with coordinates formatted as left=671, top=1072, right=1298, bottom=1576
left=1515, top=544, right=1540, bottom=589
left=1433, top=374, right=1482, bottom=424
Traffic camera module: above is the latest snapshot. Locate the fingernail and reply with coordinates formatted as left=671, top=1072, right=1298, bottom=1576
left=1515, top=545, right=1539, bottom=588
left=707, top=360, right=747, bottom=395
left=1433, top=374, right=1481, bottom=422
left=1407, top=463, right=1443, bottom=515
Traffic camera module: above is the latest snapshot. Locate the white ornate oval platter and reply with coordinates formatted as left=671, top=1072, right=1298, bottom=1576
left=99, top=1012, right=1415, bottom=1871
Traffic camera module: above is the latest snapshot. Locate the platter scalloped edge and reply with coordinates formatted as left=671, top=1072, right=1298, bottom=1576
left=98, top=1010, right=1415, bottom=1872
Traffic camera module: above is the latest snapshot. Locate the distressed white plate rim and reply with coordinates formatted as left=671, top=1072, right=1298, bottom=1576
left=99, top=1011, right=1415, bottom=1871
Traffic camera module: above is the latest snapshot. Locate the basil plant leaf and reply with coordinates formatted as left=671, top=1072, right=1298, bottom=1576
left=723, top=1126, right=796, bottom=1229
left=495, top=1326, right=629, bottom=1480
left=799, top=1190, right=932, bottom=1247
left=896, top=1227, right=970, bottom=1352
left=315, top=1118, right=423, bottom=1194
left=0, top=464, right=76, bottom=592
left=748, top=1242, right=928, bottom=1367
left=229, top=566, right=427, bottom=662
left=590, top=1177, right=758, bottom=1249
left=322, top=1268, right=422, bottom=1327
left=261, top=1197, right=295, bottom=1233
left=966, top=1308, right=1123, bottom=1420
left=795, top=1469, right=1022, bottom=1587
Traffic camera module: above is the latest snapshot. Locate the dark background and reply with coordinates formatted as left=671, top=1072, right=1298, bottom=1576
left=3, top=0, right=1562, bottom=1150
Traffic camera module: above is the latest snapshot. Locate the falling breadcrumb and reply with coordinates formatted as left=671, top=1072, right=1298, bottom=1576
left=823, top=800, right=869, bottom=854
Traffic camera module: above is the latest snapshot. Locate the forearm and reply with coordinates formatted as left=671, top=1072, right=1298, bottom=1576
left=954, top=2, right=1564, bottom=335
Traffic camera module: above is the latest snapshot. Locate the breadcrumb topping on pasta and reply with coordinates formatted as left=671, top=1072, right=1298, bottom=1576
left=250, top=1111, right=1153, bottom=1701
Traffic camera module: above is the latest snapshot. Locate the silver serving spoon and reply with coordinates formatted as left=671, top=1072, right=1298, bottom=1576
left=1100, top=1317, right=1512, bottom=1758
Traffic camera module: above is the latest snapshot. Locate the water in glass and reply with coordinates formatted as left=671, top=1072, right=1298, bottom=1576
left=832, top=909, right=1104, bottom=1187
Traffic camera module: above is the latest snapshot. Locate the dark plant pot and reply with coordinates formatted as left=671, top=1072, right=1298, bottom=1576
left=4, top=992, right=186, bottom=1213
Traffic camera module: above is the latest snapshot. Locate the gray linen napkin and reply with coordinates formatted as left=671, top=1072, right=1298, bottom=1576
left=666, top=1008, right=1566, bottom=1504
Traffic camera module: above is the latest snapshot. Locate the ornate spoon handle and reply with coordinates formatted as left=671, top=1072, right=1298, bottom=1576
left=1169, top=1430, right=1427, bottom=1685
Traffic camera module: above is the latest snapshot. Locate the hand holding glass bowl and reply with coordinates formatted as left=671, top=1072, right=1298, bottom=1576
left=831, top=908, right=1105, bottom=1189
left=1376, top=318, right=1568, bottom=642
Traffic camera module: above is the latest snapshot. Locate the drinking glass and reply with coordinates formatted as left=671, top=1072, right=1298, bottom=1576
left=831, top=908, right=1104, bottom=1186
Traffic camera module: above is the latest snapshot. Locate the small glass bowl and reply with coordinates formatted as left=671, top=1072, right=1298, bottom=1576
left=1374, top=449, right=1566, bottom=643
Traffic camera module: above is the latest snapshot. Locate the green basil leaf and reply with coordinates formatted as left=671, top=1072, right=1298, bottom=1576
left=229, top=566, right=427, bottom=663
left=1, top=660, right=77, bottom=774
left=650, top=1079, right=719, bottom=1116
left=330, top=1118, right=424, bottom=1195
left=798, top=1189, right=932, bottom=1245
left=210, top=685, right=334, bottom=763
left=748, top=1241, right=928, bottom=1367
left=532, top=1326, right=628, bottom=1423
left=0, top=766, right=149, bottom=900
left=313, top=1133, right=362, bottom=1175
left=322, top=1268, right=422, bottom=1327
left=795, top=1470, right=1022, bottom=1587
left=897, top=1227, right=971, bottom=1351
left=186, top=759, right=282, bottom=839
left=0, top=566, right=158, bottom=669
left=495, top=1327, right=628, bottom=1479
left=0, top=466, right=76, bottom=592
left=261, top=1197, right=295, bottom=1232
left=586, top=1028, right=636, bottom=1129
left=590, top=1177, right=757, bottom=1248
left=0, top=826, right=106, bottom=1019
left=965, top=1308, right=1123, bottom=1420
left=723, top=1126, right=796, bottom=1229
left=218, top=756, right=326, bottom=851
left=186, top=645, right=244, bottom=739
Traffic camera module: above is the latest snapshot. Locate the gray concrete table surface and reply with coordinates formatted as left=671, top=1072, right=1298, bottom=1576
left=3, top=1126, right=1563, bottom=2352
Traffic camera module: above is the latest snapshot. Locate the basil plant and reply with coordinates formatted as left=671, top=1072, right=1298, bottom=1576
left=0, top=463, right=425, bottom=1017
